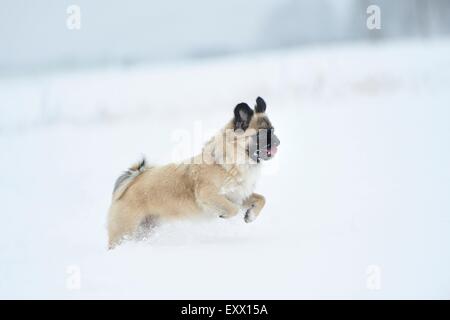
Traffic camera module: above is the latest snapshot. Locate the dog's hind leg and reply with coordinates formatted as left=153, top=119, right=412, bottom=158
left=107, top=205, right=144, bottom=249
left=134, top=215, right=159, bottom=241
left=243, top=193, right=266, bottom=223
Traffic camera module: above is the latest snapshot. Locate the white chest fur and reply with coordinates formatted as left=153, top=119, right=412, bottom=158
left=220, top=165, right=261, bottom=205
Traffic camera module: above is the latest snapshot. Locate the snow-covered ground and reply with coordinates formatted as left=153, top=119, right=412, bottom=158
left=1, top=39, right=450, bottom=299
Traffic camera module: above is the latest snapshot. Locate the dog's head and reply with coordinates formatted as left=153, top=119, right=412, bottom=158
left=233, top=97, right=280, bottom=162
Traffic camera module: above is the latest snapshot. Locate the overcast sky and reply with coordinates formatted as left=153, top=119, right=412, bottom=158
left=0, top=0, right=279, bottom=73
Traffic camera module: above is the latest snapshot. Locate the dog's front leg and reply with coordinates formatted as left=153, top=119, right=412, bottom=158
left=197, top=186, right=240, bottom=219
left=243, top=193, right=266, bottom=223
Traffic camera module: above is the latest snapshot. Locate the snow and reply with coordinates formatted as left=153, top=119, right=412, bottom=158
left=1, top=39, right=450, bottom=299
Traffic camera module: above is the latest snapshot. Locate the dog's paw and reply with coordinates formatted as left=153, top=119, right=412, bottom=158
left=244, top=209, right=257, bottom=223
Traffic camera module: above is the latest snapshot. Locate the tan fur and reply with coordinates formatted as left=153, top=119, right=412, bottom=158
left=107, top=113, right=271, bottom=249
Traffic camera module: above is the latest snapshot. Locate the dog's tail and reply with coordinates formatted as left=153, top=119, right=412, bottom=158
left=112, top=157, right=148, bottom=201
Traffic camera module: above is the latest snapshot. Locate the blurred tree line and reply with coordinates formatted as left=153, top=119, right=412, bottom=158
left=263, top=0, right=450, bottom=47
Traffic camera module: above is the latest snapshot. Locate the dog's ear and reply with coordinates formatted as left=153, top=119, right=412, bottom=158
left=233, top=103, right=254, bottom=131
left=255, top=96, right=266, bottom=113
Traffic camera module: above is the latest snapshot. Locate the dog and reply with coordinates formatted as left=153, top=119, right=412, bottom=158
left=107, top=97, right=280, bottom=249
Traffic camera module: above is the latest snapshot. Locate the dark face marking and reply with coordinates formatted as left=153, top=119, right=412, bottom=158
left=248, top=124, right=280, bottom=162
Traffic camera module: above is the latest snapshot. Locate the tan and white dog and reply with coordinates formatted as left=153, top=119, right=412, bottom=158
left=107, top=97, right=280, bottom=249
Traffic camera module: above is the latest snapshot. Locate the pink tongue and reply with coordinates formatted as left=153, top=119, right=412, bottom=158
left=269, top=146, right=278, bottom=156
